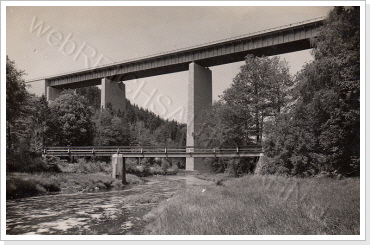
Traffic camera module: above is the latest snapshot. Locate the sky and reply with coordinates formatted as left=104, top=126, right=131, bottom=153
left=6, top=5, right=333, bottom=123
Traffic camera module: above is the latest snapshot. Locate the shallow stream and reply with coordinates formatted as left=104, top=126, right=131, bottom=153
left=6, top=174, right=212, bottom=235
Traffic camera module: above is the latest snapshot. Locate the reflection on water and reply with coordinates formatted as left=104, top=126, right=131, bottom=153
left=6, top=174, right=211, bottom=235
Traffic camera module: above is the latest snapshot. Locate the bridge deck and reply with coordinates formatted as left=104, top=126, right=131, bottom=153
left=43, top=146, right=263, bottom=158
left=27, top=17, right=324, bottom=89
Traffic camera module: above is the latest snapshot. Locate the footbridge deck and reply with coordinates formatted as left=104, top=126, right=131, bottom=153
left=43, top=146, right=263, bottom=158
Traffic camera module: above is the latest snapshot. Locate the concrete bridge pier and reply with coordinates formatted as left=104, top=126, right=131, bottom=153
left=47, top=86, right=63, bottom=101
left=31, top=77, right=127, bottom=113
left=111, top=154, right=127, bottom=184
left=26, top=79, right=62, bottom=102
left=101, top=77, right=126, bottom=112
left=186, top=62, right=212, bottom=172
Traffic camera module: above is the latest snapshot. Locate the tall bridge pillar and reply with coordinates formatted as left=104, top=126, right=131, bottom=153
left=26, top=79, right=62, bottom=102
left=101, top=77, right=126, bottom=112
left=47, top=86, right=62, bottom=102
left=186, top=62, right=212, bottom=171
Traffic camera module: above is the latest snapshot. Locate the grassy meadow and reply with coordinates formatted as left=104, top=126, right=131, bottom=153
left=143, top=175, right=360, bottom=235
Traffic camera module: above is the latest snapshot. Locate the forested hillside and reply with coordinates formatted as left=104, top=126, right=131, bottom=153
left=6, top=70, right=185, bottom=172
left=76, top=87, right=186, bottom=147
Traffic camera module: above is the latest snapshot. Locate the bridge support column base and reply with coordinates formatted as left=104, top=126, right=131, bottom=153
left=111, top=154, right=127, bottom=184
left=185, top=158, right=210, bottom=172
left=185, top=158, right=195, bottom=171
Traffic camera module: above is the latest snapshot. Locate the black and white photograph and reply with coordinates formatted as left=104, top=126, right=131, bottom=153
left=0, top=1, right=366, bottom=242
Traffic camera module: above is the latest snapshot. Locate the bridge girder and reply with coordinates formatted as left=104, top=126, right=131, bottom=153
left=27, top=19, right=322, bottom=88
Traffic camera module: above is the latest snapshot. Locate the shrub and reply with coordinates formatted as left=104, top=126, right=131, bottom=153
left=125, top=158, right=181, bottom=176
left=140, top=158, right=153, bottom=168
left=135, top=165, right=145, bottom=173
left=125, top=158, right=138, bottom=172
left=174, top=158, right=186, bottom=169
left=64, top=158, right=111, bottom=174
left=7, top=177, right=42, bottom=199
left=161, top=159, right=171, bottom=172
left=148, top=164, right=165, bottom=175
left=204, top=157, right=228, bottom=173
left=6, top=173, right=62, bottom=199
left=125, top=158, right=151, bottom=177
left=166, top=164, right=179, bottom=175
left=205, top=157, right=256, bottom=176
left=126, top=174, right=143, bottom=184
left=6, top=152, right=62, bottom=173
left=6, top=171, right=128, bottom=199
left=36, top=175, right=61, bottom=192
left=255, top=156, right=291, bottom=176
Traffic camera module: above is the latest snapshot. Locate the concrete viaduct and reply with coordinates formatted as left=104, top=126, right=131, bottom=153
left=26, top=17, right=324, bottom=172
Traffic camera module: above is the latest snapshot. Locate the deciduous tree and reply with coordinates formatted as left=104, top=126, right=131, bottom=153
left=93, top=107, right=131, bottom=146
left=264, top=7, right=360, bottom=176
left=47, top=90, right=94, bottom=146
left=6, top=56, right=28, bottom=150
left=221, top=55, right=292, bottom=144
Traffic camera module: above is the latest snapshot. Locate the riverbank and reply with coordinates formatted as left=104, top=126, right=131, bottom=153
left=6, top=172, right=360, bottom=235
left=6, top=174, right=190, bottom=235
left=143, top=174, right=360, bottom=235
left=6, top=172, right=142, bottom=199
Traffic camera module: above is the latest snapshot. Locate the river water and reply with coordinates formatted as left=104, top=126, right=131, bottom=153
left=6, top=174, right=212, bottom=235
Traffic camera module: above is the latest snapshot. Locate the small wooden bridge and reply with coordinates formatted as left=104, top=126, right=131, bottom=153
left=43, top=145, right=263, bottom=184
left=43, top=145, right=263, bottom=158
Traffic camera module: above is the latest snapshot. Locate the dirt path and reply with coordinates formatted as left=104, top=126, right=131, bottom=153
left=6, top=173, right=212, bottom=235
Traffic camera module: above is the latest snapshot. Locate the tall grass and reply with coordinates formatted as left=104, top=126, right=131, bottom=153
left=143, top=175, right=360, bottom=235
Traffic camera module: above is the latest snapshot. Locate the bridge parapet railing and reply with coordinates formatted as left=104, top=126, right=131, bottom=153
left=43, top=145, right=263, bottom=156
